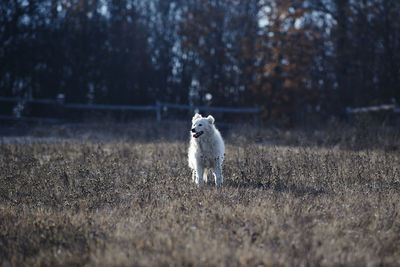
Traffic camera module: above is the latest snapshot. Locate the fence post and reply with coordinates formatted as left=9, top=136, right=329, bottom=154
left=156, top=101, right=161, bottom=122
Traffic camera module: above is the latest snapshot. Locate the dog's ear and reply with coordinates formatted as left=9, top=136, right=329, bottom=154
left=192, top=113, right=202, bottom=123
left=207, top=115, right=215, bottom=124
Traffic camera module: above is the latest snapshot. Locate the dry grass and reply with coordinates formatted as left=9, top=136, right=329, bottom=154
left=0, top=122, right=400, bottom=266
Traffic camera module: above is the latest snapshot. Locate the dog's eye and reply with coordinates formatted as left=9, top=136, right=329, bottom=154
left=199, top=124, right=202, bottom=126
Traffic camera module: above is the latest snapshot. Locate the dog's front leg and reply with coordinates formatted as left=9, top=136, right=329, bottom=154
left=214, top=163, right=223, bottom=186
left=203, top=168, right=209, bottom=184
left=192, top=170, right=196, bottom=182
left=196, top=166, right=204, bottom=186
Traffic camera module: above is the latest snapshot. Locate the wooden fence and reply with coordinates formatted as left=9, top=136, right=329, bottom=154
left=345, top=104, right=400, bottom=124
left=345, top=104, right=400, bottom=114
left=0, top=97, right=262, bottom=126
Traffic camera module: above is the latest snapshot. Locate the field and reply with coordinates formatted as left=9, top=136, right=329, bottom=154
left=1, top=122, right=400, bottom=266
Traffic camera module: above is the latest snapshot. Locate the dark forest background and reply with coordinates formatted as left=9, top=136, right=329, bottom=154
left=1, top=0, right=399, bottom=121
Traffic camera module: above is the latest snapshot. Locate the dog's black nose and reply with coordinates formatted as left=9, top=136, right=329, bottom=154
left=191, top=128, right=196, bottom=133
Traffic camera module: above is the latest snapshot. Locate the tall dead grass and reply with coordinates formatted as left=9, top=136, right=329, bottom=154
left=0, top=122, right=399, bottom=266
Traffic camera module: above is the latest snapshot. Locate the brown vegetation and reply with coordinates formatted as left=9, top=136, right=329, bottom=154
left=0, top=123, right=399, bottom=266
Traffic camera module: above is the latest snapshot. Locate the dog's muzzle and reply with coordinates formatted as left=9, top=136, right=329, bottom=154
left=192, top=131, right=204, bottom=138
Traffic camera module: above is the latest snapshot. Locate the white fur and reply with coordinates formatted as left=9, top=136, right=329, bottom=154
left=188, top=113, right=225, bottom=186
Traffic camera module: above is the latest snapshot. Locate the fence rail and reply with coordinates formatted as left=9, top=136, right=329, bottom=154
left=65, top=103, right=157, bottom=111
left=158, top=101, right=260, bottom=113
left=156, top=101, right=261, bottom=125
left=345, top=104, right=399, bottom=114
left=345, top=104, right=400, bottom=124
left=0, top=97, right=262, bottom=126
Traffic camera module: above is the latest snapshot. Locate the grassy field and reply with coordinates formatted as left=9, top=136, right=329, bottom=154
left=0, top=122, right=400, bottom=266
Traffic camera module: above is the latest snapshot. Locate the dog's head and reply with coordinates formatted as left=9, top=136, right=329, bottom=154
left=191, top=113, right=215, bottom=139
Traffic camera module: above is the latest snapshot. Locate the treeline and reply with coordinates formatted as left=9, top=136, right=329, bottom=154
left=1, top=0, right=399, bottom=120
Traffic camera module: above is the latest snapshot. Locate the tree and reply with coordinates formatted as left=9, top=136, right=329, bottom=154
left=249, top=1, right=321, bottom=120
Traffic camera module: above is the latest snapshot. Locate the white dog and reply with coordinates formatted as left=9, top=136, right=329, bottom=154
left=188, top=113, right=225, bottom=186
